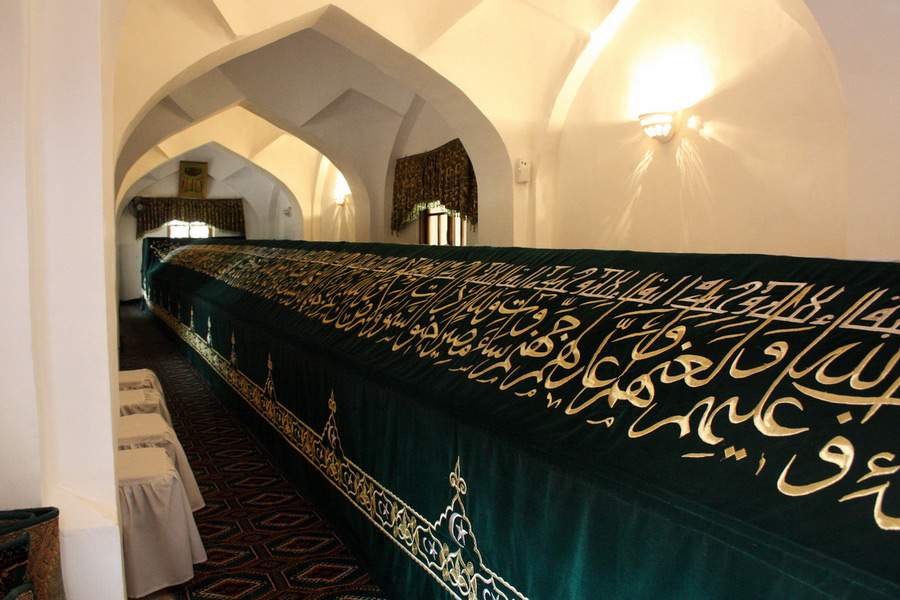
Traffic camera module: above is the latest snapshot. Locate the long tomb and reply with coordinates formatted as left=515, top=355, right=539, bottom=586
left=142, top=238, right=900, bottom=600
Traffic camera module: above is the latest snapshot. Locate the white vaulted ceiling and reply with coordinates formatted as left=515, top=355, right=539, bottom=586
left=114, top=1, right=610, bottom=246
left=114, top=0, right=900, bottom=258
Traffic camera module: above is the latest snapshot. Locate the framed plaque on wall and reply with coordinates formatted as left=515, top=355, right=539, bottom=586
left=178, top=161, right=208, bottom=198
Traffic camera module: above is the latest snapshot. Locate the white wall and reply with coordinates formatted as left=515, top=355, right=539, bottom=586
left=316, top=163, right=356, bottom=242
left=248, top=132, right=319, bottom=239
left=403, top=103, right=459, bottom=156
left=271, top=187, right=301, bottom=240
left=0, top=0, right=126, bottom=598
left=553, top=0, right=846, bottom=257
left=0, top=0, right=42, bottom=509
left=805, top=0, right=900, bottom=260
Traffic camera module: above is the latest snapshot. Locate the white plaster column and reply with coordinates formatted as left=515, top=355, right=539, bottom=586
left=20, top=0, right=126, bottom=597
left=0, top=0, right=42, bottom=510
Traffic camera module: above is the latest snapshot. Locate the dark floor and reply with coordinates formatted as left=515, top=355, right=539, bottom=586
left=119, top=300, right=389, bottom=600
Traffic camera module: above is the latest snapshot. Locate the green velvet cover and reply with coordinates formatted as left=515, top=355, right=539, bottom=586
left=142, top=238, right=900, bottom=600
left=0, top=535, right=29, bottom=599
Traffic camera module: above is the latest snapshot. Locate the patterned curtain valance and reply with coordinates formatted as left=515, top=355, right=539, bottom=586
left=134, top=197, right=245, bottom=239
left=390, top=138, right=477, bottom=233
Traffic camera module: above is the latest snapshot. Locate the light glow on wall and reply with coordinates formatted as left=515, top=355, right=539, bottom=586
left=639, top=112, right=677, bottom=142
left=333, top=172, right=351, bottom=204
left=333, top=172, right=350, bottom=197
left=628, top=44, right=714, bottom=118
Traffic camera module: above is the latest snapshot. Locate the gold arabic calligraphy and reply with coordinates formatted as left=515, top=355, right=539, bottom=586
left=155, top=244, right=900, bottom=531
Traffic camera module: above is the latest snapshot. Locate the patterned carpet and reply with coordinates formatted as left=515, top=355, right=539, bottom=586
left=119, top=300, right=390, bottom=600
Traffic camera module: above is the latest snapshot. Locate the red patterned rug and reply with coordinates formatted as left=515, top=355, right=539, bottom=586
left=119, top=301, right=390, bottom=600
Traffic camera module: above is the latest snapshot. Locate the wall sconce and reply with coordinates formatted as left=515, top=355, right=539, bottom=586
left=334, top=194, right=349, bottom=206
left=639, top=112, right=678, bottom=142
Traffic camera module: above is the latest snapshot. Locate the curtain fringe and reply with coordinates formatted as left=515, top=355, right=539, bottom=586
left=390, top=138, right=477, bottom=234
left=134, top=197, right=245, bottom=239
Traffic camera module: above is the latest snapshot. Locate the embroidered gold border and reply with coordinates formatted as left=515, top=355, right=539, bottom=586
left=148, top=299, right=528, bottom=600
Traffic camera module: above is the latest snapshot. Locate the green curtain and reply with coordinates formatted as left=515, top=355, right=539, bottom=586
left=134, top=197, right=245, bottom=238
left=390, top=138, right=477, bottom=233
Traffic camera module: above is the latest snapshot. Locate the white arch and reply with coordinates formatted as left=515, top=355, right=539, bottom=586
left=117, top=143, right=302, bottom=233
left=115, top=110, right=309, bottom=230
left=545, top=0, right=849, bottom=257
left=802, top=0, right=900, bottom=259
left=115, top=5, right=513, bottom=245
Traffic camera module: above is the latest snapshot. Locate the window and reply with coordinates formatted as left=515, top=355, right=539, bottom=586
left=167, top=220, right=212, bottom=239
left=419, top=206, right=467, bottom=246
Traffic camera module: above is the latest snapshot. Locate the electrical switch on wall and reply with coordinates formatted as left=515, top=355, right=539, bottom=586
left=515, top=159, right=530, bottom=183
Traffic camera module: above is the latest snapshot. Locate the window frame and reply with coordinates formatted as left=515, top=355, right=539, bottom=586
left=167, top=220, right=213, bottom=239
left=418, top=207, right=466, bottom=246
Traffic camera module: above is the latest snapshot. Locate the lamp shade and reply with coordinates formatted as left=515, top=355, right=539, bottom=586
left=639, top=112, right=677, bottom=142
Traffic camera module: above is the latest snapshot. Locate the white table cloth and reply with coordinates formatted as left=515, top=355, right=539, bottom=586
left=117, top=447, right=206, bottom=598
left=118, top=413, right=204, bottom=511
left=119, top=387, right=173, bottom=427
left=119, top=368, right=165, bottom=397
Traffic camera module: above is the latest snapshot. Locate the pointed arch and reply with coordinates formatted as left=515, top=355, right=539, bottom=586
left=115, top=4, right=513, bottom=245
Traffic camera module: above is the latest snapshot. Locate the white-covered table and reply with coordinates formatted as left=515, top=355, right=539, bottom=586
left=117, top=447, right=206, bottom=598
left=119, top=368, right=165, bottom=397
left=119, top=387, right=173, bottom=427
left=118, top=413, right=204, bottom=511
